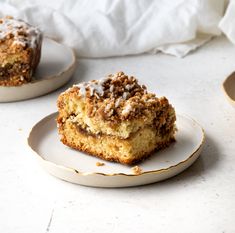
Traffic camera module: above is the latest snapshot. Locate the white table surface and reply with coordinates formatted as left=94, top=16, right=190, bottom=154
left=0, top=36, right=235, bottom=233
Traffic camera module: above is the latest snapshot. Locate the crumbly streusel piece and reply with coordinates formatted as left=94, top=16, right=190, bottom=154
left=0, top=16, right=42, bottom=86
left=132, top=166, right=142, bottom=175
left=96, top=161, right=105, bottom=167
left=57, top=72, right=176, bottom=165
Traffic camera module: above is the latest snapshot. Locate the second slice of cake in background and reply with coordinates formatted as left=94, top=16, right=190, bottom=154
left=0, top=16, right=42, bottom=86
left=57, top=72, right=176, bottom=165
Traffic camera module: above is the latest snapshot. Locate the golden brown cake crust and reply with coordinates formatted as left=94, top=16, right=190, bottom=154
left=61, top=137, right=175, bottom=165
left=0, top=16, right=42, bottom=86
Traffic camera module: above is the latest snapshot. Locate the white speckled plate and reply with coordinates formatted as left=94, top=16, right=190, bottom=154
left=0, top=38, right=76, bottom=102
left=28, top=112, right=205, bottom=188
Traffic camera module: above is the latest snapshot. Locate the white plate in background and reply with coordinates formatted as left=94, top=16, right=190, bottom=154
left=0, top=38, right=76, bottom=102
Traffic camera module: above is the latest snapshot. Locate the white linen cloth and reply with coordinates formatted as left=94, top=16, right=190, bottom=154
left=219, top=0, right=235, bottom=44
left=0, top=0, right=226, bottom=58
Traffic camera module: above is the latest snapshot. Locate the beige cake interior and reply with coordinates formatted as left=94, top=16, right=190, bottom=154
left=59, top=120, right=175, bottom=164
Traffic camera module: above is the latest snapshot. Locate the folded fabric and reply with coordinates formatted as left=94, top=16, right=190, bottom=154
left=219, top=0, right=235, bottom=44
left=0, top=0, right=225, bottom=58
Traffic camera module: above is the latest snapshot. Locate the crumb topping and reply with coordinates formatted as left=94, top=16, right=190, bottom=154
left=0, top=16, right=41, bottom=48
left=62, top=71, right=173, bottom=122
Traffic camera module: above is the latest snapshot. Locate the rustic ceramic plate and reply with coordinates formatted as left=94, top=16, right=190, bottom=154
left=0, top=38, right=76, bottom=102
left=223, top=72, right=235, bottom=109
left=28, top=113, right=205, bottom=188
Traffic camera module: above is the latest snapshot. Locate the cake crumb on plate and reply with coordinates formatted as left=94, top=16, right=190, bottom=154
left=132, top=166, right=142, bottom=175
left=96, top=161, right=105, bottom=166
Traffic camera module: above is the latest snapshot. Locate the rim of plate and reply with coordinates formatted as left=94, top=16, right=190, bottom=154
left=0, top=37, right=76, bottom=88
left=222, top=71, right=235, bottom=104
left=27, top=112, right=205, bottom=177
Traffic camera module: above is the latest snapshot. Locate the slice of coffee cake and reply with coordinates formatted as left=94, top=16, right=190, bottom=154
left=57, top=72, right=176, bottom=165
left=0, top=16, right=42, bottom=86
